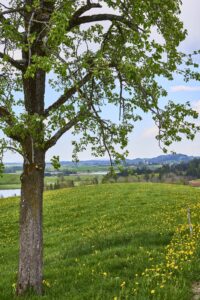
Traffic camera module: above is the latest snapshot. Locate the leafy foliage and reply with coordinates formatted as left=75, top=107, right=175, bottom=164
left=0, top=0, right=199, bottom=166
left=50, top=155, right=61, bottom=170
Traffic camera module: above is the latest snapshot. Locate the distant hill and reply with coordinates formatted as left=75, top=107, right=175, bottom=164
left=4, top=153, right=199, bottom=169
left=59, top=160, right=110, bottom=167
left=125, top=153, right=198, bottom=166
left=53, top=154, right=199, bottom=167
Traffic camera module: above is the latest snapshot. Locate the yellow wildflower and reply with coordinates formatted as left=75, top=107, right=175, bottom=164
left=42, top=279, right=51, bottom=288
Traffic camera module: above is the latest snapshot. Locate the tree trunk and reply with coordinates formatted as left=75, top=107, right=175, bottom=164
left=17, top=150, right=45, bottom=295
left=16, top=1, right=53, bottom=294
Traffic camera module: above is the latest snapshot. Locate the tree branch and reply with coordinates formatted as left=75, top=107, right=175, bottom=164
left=44, top=111, right=86, bottom=150
left=44, top=21, right=118, bottom=118
left=0, top=11, right=8, bottom=23
left=0, top=52, right=25, bottom=71
left=0, top=8, right=24, bottom=50
left=3, top=145, right=24, bottom=157
left=79, top=87, right=114, bottom=166
left=0, top=7, right=25, bottom=16
left=68, top=14, right=135, bottom=31
left=72, top=3, right=102, bottom=19
left=0, top=106, right=23, bottom=143
left=0, top=106, right=13, bottom=126
left=44, top=72, right=92, bottom=117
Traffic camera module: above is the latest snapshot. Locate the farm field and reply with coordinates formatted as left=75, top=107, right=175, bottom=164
left=0, top=183, right=200, bottom=299
left=0, top=174, right=21, bottom=189
left=0, top=173, right=104, bottom=190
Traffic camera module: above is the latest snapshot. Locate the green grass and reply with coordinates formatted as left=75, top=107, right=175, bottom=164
left=0, top=183, right=200, bottom=300
left=44, top=174, right=101, bottom=183
left=0, top=174, right=103, bottom=189
left=0, top=174, right=21, bottom=189
left=50, top=165, right=109, bottom=173
left=0, top=184, right=21, bottom=190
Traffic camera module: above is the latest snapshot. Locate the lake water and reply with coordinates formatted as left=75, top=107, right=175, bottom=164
left=0, top=189, right=21, bottom=198
left=77, top=171, right=108, bottom=175
left=0, top=172, right=107, bottom=199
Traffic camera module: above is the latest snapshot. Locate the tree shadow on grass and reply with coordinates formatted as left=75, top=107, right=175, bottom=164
left=62, top=230, right=173, bottom=259
left=63, top=233, right=133, bottom=259
left=133, top=230, right=173, bottom=247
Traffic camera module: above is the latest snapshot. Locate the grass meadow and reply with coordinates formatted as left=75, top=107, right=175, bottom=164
left=0, top=173, right=103, bottom=189
left=0, top=174, right=21, bottom=189
left=0, top=183, right=200, bottom=299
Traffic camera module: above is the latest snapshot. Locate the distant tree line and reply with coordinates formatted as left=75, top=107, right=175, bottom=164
left=45, top=170, right=77, bottom=176
left=157, top=159, right=200, bottom=178
left=45, top=175, right=99, bottom=191
left=4, top=166, right=22, bottom=173
left=116, top=159, right=200, bottom=184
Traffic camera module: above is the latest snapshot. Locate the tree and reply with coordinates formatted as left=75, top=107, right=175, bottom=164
left=0, top=0, right=199, bottom=295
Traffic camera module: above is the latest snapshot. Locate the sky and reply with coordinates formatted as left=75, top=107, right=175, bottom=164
left=2, top=0, right=200, bottom=162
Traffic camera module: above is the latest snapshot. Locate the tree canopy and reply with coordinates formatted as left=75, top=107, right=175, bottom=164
left=0, top=0, right=198, bottom=167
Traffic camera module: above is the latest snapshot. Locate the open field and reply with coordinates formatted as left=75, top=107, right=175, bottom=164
left=0, top=173, right=104, bottom=190
left=0, top=174, right=21, bottom=188
left=0, top=183, right=200, bottom=299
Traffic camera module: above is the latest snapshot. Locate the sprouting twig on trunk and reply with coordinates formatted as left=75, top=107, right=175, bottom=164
left=27, top=12, right=35, bottom=66
left=31, top=137, right=34, bottom=163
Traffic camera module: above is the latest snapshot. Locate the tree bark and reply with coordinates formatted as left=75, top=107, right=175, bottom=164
left=17, top=150, right=45, bottom=295
left=15, top=1, right=54, bottom=295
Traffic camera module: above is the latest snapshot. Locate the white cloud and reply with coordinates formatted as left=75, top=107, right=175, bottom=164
left=192, top=100, right=200, bottom=114
left=171, top=85, right=200, bottom=92
left=142, top=126, right=158, bottom=138
left=180, top=0, right=200, bottom=51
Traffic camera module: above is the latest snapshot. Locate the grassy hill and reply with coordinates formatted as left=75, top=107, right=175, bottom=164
left=0, top=183, right=200, bottom=299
